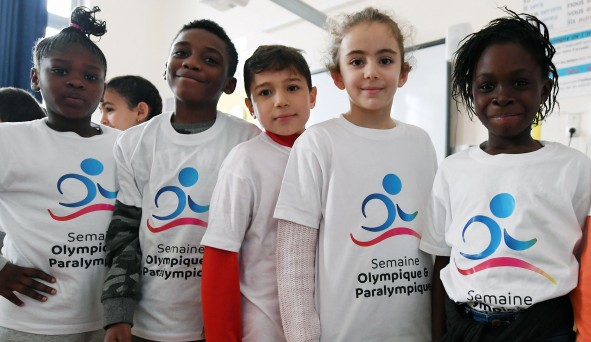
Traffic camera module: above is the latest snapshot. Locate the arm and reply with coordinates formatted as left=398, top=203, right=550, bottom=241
left=432, top=255, right=450, bottom=341
left=572, top=216, right=591, bottom=341
left=101, top=200, right=142, bottom=339
left=276, top=219, right=320, bottom=342
left=202, top=247, right=241, bottom=342
left=0, top=254, right=56, bottom=306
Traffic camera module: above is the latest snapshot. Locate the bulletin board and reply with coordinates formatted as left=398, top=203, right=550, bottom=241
left=309, top=39, right=450, bottom=164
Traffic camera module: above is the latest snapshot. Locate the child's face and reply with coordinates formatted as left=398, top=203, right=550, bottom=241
left=99, top=89, right=144, bottom=130
left=330, top=22, right=408, bottom=116
left=166, top=28, right=236, bottom=106
left=31, top=44, right=105, bottom=121
left=245, top=68, right=316, bottom=136
left=472, top=43, right=551, bottom=141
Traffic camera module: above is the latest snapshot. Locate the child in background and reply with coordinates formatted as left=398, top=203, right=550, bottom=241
left=101, top=19, right=260, bottom=342
left=0, top=87, right=45, bottom=122
left=274, top=7, right=437, bottom=341
left=0, top=6, right=118, bottom=341
left=99, top=75, right=162, bottom=130
left=419, top=9, right=591, bottom=341
left=572, top=217, right=591, bottom=340
left=201, top=44, right=317, bottom=342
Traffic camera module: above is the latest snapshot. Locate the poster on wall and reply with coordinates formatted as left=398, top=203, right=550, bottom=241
left=523, top=0, right=591, bottom=98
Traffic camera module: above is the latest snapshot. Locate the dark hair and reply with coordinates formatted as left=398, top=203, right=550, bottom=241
left=33, top=6, right=107, bottom=74
left=326, top=7, right=408, bottom=73
left=176, top=19, right=238, bottom=77
left=105, top=75, right=163, bottom=120
left=0, top=87, right=46, bottom=122
left=451, top=7, right=558, bottom=123
left=243, top=45, right=313, bottom=98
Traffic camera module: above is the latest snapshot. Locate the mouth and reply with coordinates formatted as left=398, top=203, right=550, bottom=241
left=175, top=72, right=206, bottom=83
left=490, top=113, right=520, bottom=119
left=63, top=93, right=85, bottom=104
left=275, top=113, right=297, bottom=121
left=361, top=86, right=384, bottom=94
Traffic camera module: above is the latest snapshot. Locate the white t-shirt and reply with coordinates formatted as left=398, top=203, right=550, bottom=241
left=115, top=112, right=260, bottom=341
left=274, top=116, right=437, bottom=342
left=202, top=133, right=289, bottom=342
left=0, top=119, right=119, bottom=334
left=420, top=142, right=591, bottom=313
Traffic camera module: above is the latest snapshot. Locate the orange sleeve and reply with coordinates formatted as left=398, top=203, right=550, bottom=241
left=202, top=246, right=241, bottom=342
left=572, top=216, right=591, bottom=341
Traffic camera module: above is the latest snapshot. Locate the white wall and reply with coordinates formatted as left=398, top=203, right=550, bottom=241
left=89, top=0, right=591, bottom=156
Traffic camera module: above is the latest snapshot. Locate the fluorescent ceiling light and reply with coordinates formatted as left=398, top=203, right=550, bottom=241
left=269, top=0, right=327, bottom=29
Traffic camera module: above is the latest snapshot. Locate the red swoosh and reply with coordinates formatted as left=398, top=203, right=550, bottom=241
left=147, top=217, right=208, bottom=233
left=455, top=257, right=557, bottom=284
left=48, top=204, right=115, bottom=221
left=350, top=227, right=421, bottom=247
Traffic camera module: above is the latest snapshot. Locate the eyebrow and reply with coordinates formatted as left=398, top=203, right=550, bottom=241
left=345, top=48, right=399, bottom=57
left=172, top=42, right=224, bottom=56
left=48, top=58, right=103, bottom=72
left=100, top=100, right=113, bottom=106
left=253, top=77, right=304, bottom=91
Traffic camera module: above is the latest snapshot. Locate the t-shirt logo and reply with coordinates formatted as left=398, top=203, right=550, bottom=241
left=350, top=173, right=420, bottom=246
left=147, top=167, right=208, bottom=233
left=455, top=193, right=556, bottom=284
left=48, top=158, right=117, bottom=221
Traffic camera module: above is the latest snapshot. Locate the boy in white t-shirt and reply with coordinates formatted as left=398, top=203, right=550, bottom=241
left=201, top=44, right=317, bottom=342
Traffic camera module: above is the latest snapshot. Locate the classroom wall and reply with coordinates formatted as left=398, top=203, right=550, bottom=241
left=89, top=0, right=591, bottom=156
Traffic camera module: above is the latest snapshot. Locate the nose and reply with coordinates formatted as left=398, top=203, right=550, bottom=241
left=99, top=110, right=110, bottom=126
left=274, top=90, right=289, bottom=107
left=364, top=61, right=379, bottom=79
left=492, top=84, right=514, bottom=106
left=182, top=55, right=201, bottom=70
left=66, top=77, right=84, bottom=89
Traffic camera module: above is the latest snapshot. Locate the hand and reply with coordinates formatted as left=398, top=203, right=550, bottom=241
left=0, top=262, right=56, bottom=306
left=104, top=323, right=132, bottom=342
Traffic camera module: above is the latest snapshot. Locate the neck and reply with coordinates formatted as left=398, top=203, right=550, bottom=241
left=173, top=101, right=218, bottom=124
left=46, top=115, right=99, bottom=137
left=482, top=134, right=543, bottom=155
left=345, top=103, right=395, bottom=129
left=265, top=130, right=301, bottom=147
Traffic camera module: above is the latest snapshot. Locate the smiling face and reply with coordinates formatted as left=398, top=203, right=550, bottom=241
left=245, top=67, right=316, bottom=136
left=31, top=43, right=105, bottom=122
left=165, top=28, right=236, bottom=109
left=472, top=43, right=551, bottom=147
left=331, top=22, right=408, bottom=119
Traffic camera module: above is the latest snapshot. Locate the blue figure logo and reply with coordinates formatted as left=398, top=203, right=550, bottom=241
left=147, top=167, right=208, bottom=233
left=455, top=193, right=555, bottom=284
left=48, top=158, right=117, bottom=221
left=351, top=173, right=420, bottom=246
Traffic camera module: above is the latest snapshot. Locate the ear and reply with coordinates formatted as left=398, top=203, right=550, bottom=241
left=223, top=77, right=237, bottom=94
left=30, top=68, right=40, bottom=91
left=309, top=86, right=318, bottom=109
left=136, top=101, right=150, bottom=123
left=398, top=62, right=410, bottom=88
left=330, top=68, right=346, bottom=90
left=244, top=97, right=255, bottom=119
left=540, top=78, right=552, bottom=104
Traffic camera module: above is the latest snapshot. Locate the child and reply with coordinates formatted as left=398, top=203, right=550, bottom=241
left=201, top=44, right=317, bottom=341
left=0, top=87, right=46, bottom=122
left=419, top=9, right=591, bottom=341
left=99, top=75, right=163, bottom=130
left=572, top=216, right=591, bottom=340
left=101, top=19, right=260, bottom=342
left=274, top=7, right=437, bottom=341
left=0, top=6, right=118, bottom=341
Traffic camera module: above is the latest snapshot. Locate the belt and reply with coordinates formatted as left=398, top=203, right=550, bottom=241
left=464, top=306, right=520, bottom=327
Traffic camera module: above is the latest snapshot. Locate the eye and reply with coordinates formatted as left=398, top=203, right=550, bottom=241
left=350, top=59, right=364, bottom=67
left=204, top=57, right=219, bottom=65
left=258, top=89, right=272, bottom=96
left=287, top=84, right=301, bottom=92
left=380, top=57, right=393, bottom=65
left=477, top=83, right=494, bottom=92
left=85, top=74, right=98, bottom=81
left=172, top=49, right=189, bottom=58
left=514, top=79, right=530, bottom=88
left=51, top=68, right=67, bottom=75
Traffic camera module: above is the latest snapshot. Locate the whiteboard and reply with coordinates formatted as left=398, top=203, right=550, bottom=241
left=309, top=40, right=449, bottom=164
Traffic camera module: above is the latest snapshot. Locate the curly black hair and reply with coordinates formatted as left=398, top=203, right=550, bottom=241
left=451, top=7, right=558, bottom=124
left=33, top=6, right=107, bottom=74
